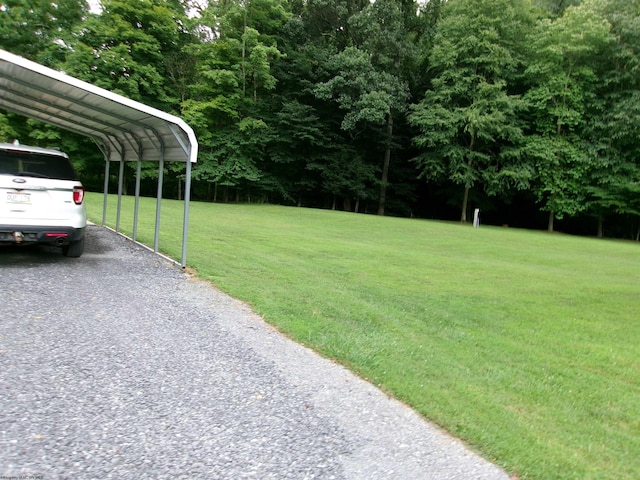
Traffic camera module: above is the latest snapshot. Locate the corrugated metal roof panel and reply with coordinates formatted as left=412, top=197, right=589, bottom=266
left=0, top=49, right=198, bottom=164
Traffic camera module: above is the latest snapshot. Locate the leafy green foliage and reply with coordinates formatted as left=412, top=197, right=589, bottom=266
left=61, top=0, right=191, bottom=108
left=409, top=0, right=531, bottom=221
left=0, top=113, right=17, bottom=142
left=315, top=47, right=409, bottom=131
left=582, top=0, right=640, bottom=230
left=0, top=0, right=85, bottom=65
left=312, top=0, right=416, bottom=214
left=524, top=1, right=614, bottom=229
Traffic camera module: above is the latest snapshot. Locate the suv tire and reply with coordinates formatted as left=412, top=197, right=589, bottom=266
left=62, top=236, right=85, bottom=257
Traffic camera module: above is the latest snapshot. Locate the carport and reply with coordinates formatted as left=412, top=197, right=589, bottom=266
left=0, top=49, right=198, bottom=267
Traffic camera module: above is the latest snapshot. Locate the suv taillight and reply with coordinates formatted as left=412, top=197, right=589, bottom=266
left=73, top=186, right=85, bottom=205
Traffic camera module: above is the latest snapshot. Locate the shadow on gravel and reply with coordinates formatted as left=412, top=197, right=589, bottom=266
left=83, top=225, right=113, bottom=255
left=0, top=243, right=61, bottom=266
left=0, top=226, right=110, bottom=267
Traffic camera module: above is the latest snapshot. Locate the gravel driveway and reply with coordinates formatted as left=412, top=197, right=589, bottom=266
left=1, top=225, right=510, bottom=480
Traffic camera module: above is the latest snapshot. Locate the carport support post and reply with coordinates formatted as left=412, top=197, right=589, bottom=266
left=133, top=158, right=142, bottom=241
left=102, top=159, right=110, bottom=226
left=181, top=159, right=192, bottom=268
left=154, top=156, right=164, bottom=253
left=116, top=159, right=125, bottom=232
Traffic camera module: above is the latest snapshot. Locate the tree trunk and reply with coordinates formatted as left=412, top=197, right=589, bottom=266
left=460, top=137, right=475, bottom=223
left=241, top=7, right=247, bottom=97
left=242, top=47, right=246, bottom=97
left=253, top=72, right=257, bottom=103
left=378, top=112, right=393, bottom=216
left=548, top=211, right=555, bottom=232
left=461, top=185, right=470, bottom=223
left=597, top=216, right=604, bottom=238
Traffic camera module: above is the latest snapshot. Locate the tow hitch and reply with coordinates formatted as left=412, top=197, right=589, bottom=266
left=13, top=231, right=24, bottom=243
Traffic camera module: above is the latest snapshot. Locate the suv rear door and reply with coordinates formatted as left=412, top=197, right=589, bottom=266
left=0, top=147, right=83, bottom=226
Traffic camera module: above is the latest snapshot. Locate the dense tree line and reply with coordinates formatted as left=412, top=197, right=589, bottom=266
left=1, top=0, right=639, bottom=238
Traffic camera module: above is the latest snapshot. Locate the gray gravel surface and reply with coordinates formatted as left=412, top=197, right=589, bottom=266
left=1, top=225, right=511, bottom=480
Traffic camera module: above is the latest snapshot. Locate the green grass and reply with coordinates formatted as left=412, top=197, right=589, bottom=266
left=87, top=192, right=640, bottom=480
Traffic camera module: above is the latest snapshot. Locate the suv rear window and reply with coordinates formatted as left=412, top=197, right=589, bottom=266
left=0, top=150, right=77, bottom=181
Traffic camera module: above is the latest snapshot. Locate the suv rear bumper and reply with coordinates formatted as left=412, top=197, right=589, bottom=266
left=0, top=225, right=85, bottom=246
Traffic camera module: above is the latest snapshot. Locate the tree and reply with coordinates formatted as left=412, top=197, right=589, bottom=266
left=300, top=0, right=370, bottom=50
left=314, top=46, right=409, bottom=213
left=267, top=100, right=328, bottom=205
left=314, top=0, right=415, bottom=215
left=62, top=0, right=191, bottom=108
left=267, top=3, right=361, bottom=208
left=584, top=0, right=640, bottom=237
left=54, top=0, right=198, bottom=193
left=523, top=1, right=613, bottom=231
left=532, top=0, right=582, bottom=16
left=185, top=0, right=289, bottom=200
left=0, top=0, right=89, bottom=157
left=0, top=113, right=18, bottom=142
left=0, top=0, right=86, bottom=65
left=409, top=0, right=531, bottom=223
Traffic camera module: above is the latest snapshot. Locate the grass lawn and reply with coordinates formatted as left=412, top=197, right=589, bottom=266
left=87, top=192, right=640, bottom=480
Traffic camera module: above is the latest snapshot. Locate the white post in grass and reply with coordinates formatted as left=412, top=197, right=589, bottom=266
left=473, top=208, right=480, bottom=228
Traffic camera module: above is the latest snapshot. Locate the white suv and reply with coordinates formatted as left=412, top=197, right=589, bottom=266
left=0, top=142, right=87, bottom=257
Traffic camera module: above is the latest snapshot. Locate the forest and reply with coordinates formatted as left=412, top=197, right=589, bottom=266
left=1, top=0, right=639, bottom=238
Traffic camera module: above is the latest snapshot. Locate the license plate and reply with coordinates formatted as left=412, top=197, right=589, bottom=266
left=6, top=192, right=31, bottom=204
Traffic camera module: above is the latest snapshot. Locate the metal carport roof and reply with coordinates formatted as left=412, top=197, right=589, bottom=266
left=0, top=48, right=198, bottom=267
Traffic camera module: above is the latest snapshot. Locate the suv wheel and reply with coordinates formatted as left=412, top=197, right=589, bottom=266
left=62, top=236, right=85, bottom=257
